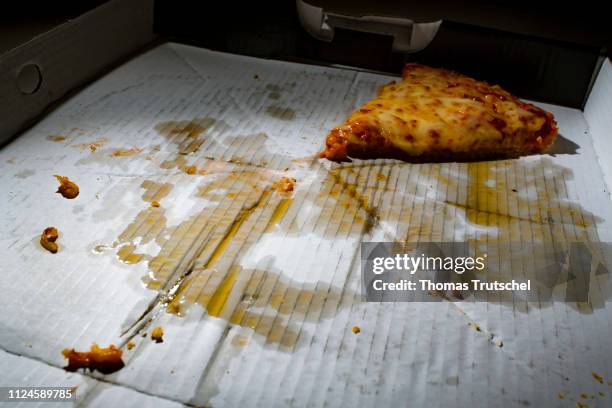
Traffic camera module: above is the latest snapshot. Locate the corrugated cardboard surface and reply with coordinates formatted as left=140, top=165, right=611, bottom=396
left=586, top=58, right=612, bottom=201
left=0, top=349, right=182, bottom=407
left=1, top=43, right=612, bottom=407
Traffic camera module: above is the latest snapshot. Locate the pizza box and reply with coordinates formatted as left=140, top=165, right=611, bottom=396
left=1, top=1, right=612, bottom=407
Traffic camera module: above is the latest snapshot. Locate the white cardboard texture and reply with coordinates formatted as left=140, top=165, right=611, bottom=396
left=585, top=58, right=612, bottom=200
left=1, top=43, right=612, bottom=407
left=0, top=349, right=183, bottom=407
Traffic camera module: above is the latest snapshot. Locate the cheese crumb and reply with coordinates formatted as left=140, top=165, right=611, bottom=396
left=183, top=165, right=197, bottom=175
left=40, top=227, right=59, bottom=253
left=62, top=343, right=124, bottom=374
left=273, top=177, right=296, bottom=194
left=55, top=175, right=79, bottom=199
left=151, top=326, right=164, bottom=343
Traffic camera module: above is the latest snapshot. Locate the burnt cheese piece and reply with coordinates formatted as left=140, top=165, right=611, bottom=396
left=62, top=344, right=124, bottom=374
left=320, top=64, right=558, bottom=162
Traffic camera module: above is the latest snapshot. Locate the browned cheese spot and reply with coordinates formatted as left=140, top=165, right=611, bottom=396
left=55, top=175, right=79, bottom=199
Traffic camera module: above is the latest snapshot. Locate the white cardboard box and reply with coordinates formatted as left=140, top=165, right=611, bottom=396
left=1, top=41, right=612, bottom=407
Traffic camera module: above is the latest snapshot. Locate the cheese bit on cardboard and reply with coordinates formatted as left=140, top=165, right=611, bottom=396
left=182, top=165, right=197, bottom=175
left=62, top=343, right=124, bottom=374
left=55, top=175, right=79, bottom=199
left=151, top=326, right=164, bottom=343
left=352, top=326, right=361, bottom=334
left=127, top=341, right=135, bottom=350
left=272, top=176, right=296, bottom=194
left=151, top=200, right=160, bottom=208
left=40, top=227, right=59, bottom=253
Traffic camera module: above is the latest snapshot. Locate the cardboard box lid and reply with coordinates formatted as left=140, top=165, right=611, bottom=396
left=0, top=0, right=154, bottom=145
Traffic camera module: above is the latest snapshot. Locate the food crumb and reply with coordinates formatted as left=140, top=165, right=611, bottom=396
left=558, top=393, right=565, bottom=400
left=55, top=175, right=79, bottom=199
left=127, top=341, right=135, bottom=350
left=112, top=147, right=142, bottom=157
left=352, top=326, right=361, bottom=334
left=576, top=402, right=588, bottom=408
left=62, top=343, right=124, bottom=374
left=592, top=372, right=604, bottom=384
left=40, top=227, right=59, bottom=253
left=151, top=200, right=160, bottom=208
left=151, top=326, right=164, bottom=343
left=273, top=176, right=296, bottom=194
left=599, top=392, right=605, bottom=397
left=580, top=393, right=589, bottom=399
left=183, top=165, right=197, bottom=175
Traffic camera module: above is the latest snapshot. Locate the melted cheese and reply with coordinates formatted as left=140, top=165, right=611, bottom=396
left=321, top=64, right=557, bottom=162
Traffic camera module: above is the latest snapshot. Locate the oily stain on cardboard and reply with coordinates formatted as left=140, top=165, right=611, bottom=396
left=155, top=117, right=291, bottom=171
left=325, top=156, right=605, bottom=310
left=106, top=117, right=605, bottom=352
left=112, top=169, right=340, bottom=349
left=329, top=157, right=598, bottom=241
left=442, top=159, right=602, bottom=308
left=155, top=117, right=216, bottom=158
left=265, top=84, right=282, bottom=100
left=265, top=105, right=296, bottom=121
left=104, top=117, right=347, bottom=349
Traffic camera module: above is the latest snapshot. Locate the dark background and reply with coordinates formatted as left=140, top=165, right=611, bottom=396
left=153, top=0, right=611, bottom=109
left=2, top=0, right=610, bottom=108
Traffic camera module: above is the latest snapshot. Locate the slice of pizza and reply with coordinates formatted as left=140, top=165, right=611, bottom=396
left=320, top=64, right=558, bottom=162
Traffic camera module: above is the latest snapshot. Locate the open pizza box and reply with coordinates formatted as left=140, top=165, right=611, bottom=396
left=1, top=0, right=612, bottom=406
